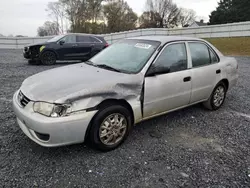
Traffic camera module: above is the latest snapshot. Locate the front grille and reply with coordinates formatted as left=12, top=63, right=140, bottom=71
left=18, top=91, right=31, bottom=108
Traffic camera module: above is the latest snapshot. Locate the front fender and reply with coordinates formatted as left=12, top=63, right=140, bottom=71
left=56, top=75, right=145, bottom=123
left=40, top=48, right=59, bottom=59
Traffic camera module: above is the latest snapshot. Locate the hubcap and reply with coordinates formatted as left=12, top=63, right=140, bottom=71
left=99, top=113, right=127, bottom=146
left=213, top=86, right=225, bottom=107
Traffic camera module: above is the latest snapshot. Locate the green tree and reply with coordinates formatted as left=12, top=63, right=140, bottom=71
left=209, top=0, right=250, bottom=24
left=103, top=0, right=138, bottom=33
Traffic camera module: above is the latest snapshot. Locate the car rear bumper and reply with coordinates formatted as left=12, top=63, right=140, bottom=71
left=12, top=91, right=97, bottom=147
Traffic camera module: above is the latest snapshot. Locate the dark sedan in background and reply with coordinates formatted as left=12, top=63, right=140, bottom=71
left=23, top=34, right=109, bottom=65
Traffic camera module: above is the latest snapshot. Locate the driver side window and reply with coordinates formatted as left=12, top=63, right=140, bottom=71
left=63, top=35, right=76, bottom=43
left=154, top=43, right=188, bottom=73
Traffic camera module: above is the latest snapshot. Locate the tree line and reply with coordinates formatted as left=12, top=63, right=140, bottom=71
left=209, top=0, right=250, bottom=25
left=37, top=0, right=196, bottom=36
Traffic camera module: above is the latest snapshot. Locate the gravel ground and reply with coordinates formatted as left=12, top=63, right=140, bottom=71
left=0, top=49, right=249, bottom=188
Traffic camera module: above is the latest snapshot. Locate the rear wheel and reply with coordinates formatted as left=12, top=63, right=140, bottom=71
left=203, top=82, right=227, bottom=110
left=41, top=51, right=56, bottom=65
left=89, top=105, right=132, bottom=151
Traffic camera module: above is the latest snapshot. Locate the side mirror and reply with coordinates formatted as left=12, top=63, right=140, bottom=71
left=59, top=40, right=65, bottom=45
left=146, top=64, right=170, bottom=77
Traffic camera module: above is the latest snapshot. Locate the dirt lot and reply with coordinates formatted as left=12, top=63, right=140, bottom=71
left=0, top=49, right=249, bottom=188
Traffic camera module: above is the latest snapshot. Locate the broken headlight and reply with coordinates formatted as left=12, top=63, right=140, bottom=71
left=33, top=102, right=71, bottom=117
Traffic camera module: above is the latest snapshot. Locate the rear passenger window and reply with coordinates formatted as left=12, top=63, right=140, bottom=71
left=189, top=43, right=210, bottom=67
left=154, top=43, right=187, bottom=73
left=91, top=37, right=102, bottom=43
left=76, top=36, right=92, bottom=43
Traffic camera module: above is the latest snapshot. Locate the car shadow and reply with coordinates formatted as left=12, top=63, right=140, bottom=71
left=26, top=103, right=209, bottom=157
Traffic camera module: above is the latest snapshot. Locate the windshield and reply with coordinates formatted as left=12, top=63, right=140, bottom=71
left=47, top=35, right=65, bottom=42
left=90, top=39, right=161, bottom=74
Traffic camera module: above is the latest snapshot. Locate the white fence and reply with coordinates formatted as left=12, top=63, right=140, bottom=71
left=1, top=21, right=250, bottom=49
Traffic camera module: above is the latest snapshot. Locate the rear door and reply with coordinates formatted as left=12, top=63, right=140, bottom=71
left=144, top=42, right=192, bottom=118
left=188, top=42, right=221, bottom=103
left=76, top=35, right=93, bottom=60
left=90, top=36, right=105, bottom=56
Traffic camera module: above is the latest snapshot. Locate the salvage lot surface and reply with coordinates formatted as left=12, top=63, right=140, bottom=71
left=0, top=49, right=249, bottom=188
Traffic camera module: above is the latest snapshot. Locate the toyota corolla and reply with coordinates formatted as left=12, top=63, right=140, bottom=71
left=13, top=36, right=238, bottom=151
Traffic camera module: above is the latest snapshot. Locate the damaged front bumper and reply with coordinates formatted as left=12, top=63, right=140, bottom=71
left=12, top=91, right=98, bottom=147
left=23, top=46, right=40, bottom=60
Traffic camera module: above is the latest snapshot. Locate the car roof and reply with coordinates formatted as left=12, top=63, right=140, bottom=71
left=67, top=33, right=102, bottom=37
left=128, top=35, right=203, bottom=43
left=128, top=35, right=224, bottom=57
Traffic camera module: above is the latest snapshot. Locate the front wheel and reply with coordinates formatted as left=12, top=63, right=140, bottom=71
left=203, top=82, right=227, bottom=110
left=41, top=51, right=56, bottom=65
left=89, top=105, right=132, bottom=151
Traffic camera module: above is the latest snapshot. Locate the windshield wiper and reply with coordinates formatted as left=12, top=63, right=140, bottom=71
left=84, top=60, right=94, bottom=65
left=95, top=64, right=121, bottom=73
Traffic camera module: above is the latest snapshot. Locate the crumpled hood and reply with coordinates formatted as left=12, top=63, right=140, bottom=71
left=26, top=42, right=48, bottom=47
left=20, top=63, right=144, bottom=104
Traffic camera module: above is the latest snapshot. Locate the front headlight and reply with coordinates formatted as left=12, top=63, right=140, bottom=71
left=33, top=102, right=71, bottom=117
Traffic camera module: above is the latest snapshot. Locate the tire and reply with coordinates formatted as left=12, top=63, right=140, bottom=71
left=41, top=51, right=57, bottom=65
left=203, top=82, right=227, bottom=110
left=89, top=105, right=132, bottom=151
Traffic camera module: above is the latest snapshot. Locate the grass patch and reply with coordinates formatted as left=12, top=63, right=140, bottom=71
left=205, top=37, right=250, bottom=56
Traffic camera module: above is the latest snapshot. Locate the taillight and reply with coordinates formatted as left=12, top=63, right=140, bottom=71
left=105, top=43, right=109, bottom=47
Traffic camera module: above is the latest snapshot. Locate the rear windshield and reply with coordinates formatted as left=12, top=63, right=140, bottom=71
left=90, top=39, right=161, bottom=73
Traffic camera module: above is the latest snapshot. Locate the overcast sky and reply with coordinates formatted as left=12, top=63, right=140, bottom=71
left=0, top=0, right=219, bottom=37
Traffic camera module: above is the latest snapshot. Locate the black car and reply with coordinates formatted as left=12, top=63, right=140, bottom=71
left=23, top=34, right=109, bottom=65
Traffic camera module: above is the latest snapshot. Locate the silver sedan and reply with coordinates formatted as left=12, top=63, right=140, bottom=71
left=13, top=36, right=238, bottom=151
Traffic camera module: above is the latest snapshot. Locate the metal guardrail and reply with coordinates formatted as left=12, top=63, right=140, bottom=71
left=1, top=21, right=250, bottom=49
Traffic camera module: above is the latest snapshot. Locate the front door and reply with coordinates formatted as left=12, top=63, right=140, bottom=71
left=144, top=42, right=192, bottom=118
left=57, top=35, right=78, bottom=60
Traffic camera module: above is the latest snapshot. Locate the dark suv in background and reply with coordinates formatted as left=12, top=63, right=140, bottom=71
left=23, top=34, right=109, bottom=65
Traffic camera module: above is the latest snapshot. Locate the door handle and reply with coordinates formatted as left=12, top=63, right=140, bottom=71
left=216, top=69, right=221, bottom=74
left=72, top=44, right=78, bottom=47
left=183, top=76, right=191, bottom=82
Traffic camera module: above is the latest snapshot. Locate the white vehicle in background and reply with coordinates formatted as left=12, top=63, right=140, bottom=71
left=13, top=36, right=238, bottom=151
